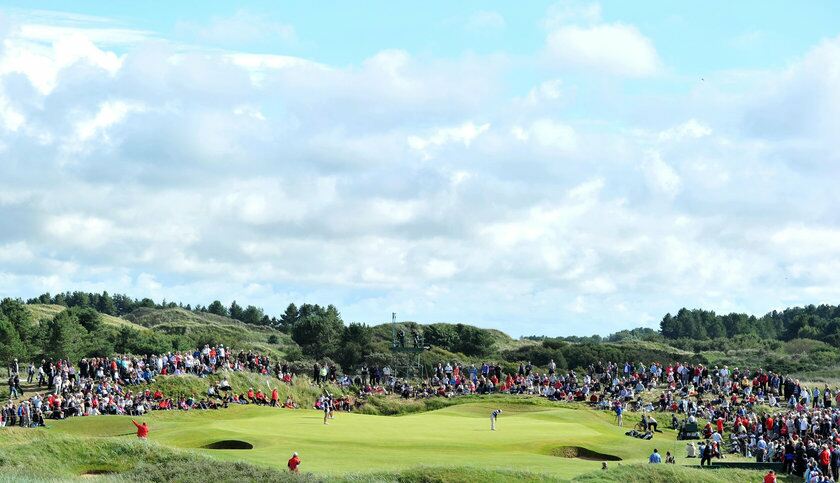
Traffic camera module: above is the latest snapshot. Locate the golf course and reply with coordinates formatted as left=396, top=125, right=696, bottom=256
left=0, top=397, right=782, bottom=482
left=52, top=402, right=640, bottom=477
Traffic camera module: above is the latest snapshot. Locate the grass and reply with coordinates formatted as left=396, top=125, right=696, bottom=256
left=0, top=400, right=793, bottom=482
left=41, top=403, right=706, bottom=478
left=25, top=304, right=144, bottom=330
left=125, top=307, right=294, bottom=356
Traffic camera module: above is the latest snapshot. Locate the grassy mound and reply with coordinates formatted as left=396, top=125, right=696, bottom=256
left=572, top=464, right=773, bottom=482
left=25, top=304, right=144, bottom=330
left=124, top=307, right=294, bottom=356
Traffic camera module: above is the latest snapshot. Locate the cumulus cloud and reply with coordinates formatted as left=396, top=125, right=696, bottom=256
left=545, top=23, right=661, bottom=77
left=1, top=7, right=839, bottom=336
left=641, top=151, right=681, bottom=197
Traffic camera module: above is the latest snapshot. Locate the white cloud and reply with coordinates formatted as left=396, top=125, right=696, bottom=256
left=0, top=33, right=124, bottom=93
left=408, top=121, right=490, bottom=158
left=73, top=100, right=146, bottom=144
left=2, top=6, right=840, bottom=337
left=424, top=259, right=458, bottom=279
left=641, top=151, right=681, bottom=197
left=513, top=119, right=577, bottom=151
left=658, top=119, right=712, bottom=142
left=545, top=23, right=661, bottom=77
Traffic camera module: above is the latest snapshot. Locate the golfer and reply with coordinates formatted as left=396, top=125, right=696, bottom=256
left=132, top=420, right=149, bottom=440
left=490, top=409, right=502, bottom=431
left=323, top=396, right=332, bottom=425
left=287, top=452, right=301, bottom=473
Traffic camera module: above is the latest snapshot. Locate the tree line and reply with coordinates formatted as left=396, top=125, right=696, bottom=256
left=659, top=305, right=840, bottom=345
left=28, top=291, right=292, bottom=330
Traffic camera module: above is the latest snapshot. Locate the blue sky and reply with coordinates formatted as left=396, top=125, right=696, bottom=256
left=1, top=2, right=839, bottom=336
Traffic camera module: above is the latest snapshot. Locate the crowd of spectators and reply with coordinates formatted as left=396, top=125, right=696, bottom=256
left=1, top=345, right=301, bottom=428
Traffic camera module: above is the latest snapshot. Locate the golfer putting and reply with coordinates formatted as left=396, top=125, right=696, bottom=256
left=490, top=409, right=502, bottom=431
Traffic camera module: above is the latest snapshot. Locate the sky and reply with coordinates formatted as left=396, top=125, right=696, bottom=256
left=1, top=2, right=839, bottom=336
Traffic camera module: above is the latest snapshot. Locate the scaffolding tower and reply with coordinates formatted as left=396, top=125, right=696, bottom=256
left=389, top=312, right=426, bottom=379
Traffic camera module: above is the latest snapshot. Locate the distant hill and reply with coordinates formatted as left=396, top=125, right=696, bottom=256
left=26, top=304, right=147, bottom=330
left=24, top=304, right=296, bottom=358
left=124, top=307, right=296, bottom=357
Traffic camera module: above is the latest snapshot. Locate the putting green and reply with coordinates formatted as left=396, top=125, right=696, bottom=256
left=49, top=403, right=678, bottom=478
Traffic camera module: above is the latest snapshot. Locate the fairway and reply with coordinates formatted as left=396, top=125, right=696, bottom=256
left=48, top=403, right=673, bottom=478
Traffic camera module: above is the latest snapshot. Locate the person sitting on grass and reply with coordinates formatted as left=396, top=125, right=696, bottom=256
left=649, top=448, right=662, bottom=464
left=686, top=441, right=697, bottom=458
left=665, top=451, right=675, bottom=464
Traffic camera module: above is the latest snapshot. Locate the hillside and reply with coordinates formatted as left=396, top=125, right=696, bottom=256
left=20, top=304, right=297, bottom=359
left=25, top=304, right=145, bottom=330
left=124, top=307, right=296, bottom=357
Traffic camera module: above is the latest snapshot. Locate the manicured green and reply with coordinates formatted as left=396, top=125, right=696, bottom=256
left=48, top=403, right=686, bottom=477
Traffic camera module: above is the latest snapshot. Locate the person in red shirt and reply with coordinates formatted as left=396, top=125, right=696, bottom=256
left=287, top=452, right=301, bottom=473
left=819, top=445, right=831, bottom=475
left=132, top=420, right=149, bottom=439
left=763, top=470, right=776, bottom=483
left=271, top=388, right=279, bottom=407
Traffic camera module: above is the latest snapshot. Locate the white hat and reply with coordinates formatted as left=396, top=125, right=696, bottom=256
left=293, top=452, right=298, bottom=456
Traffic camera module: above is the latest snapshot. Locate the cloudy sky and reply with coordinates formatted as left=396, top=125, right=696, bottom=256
left=1, top=1, right=839, bottom=336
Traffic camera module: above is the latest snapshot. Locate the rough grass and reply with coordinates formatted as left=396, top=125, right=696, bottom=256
left=572, top=464, right=782, bottom=482
left=25, top=304, right=144, bottom=330
left=124, top=307, right=294, bottom=356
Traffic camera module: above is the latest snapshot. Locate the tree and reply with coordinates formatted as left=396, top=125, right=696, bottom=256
left=1, top=298, right=36, bottom=356
left=229, top=300, right=244, bottom=321
left=71, top=306, right=102, bottom=332
left=452, top=324, right=495, bottom=357
left=207, top=300, right=228, bottom=317
left=291, top=311, right=344, bottom=360
left=279, top=303, right=298, bottom=333
left=424, top=324, right=458, bottom=351
left=42, top=311, right=86, bottom=361
left=138, top=298, right=156, bottom=309
left=242, top=305, right=264, bottom=325
left=0, top=316, right=24, bottom=366
left=338, top=323, right=374, bottom=370
left=97, top=291, right=117, bottom=315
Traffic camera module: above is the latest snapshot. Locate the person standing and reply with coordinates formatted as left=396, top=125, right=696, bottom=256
left=615, top=402, right=623, bottom=427
left=287, top=452, right=301, bottom=473
left=323, top=396, right=332, bottom=425
left=701, top=440, right=713, bottom=467
left=490, top=408, right=502, bottom=431
left=26, top=363, right=35, bottom=384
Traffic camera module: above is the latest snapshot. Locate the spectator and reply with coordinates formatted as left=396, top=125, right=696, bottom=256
left=649, top=448, right=661, bottom=464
